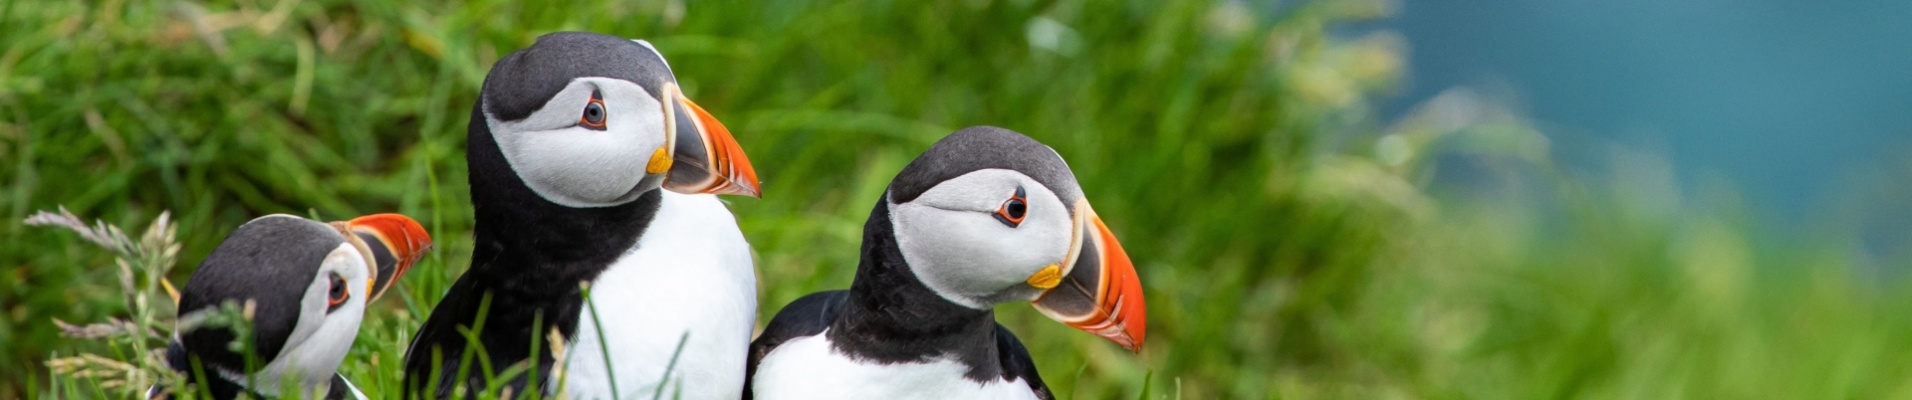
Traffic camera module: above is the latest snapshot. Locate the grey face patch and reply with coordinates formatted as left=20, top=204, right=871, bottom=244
left=486, top=78, right=669, bottom=208
left=890, top=169, right=1077, bottom=309
left=254, top=242, right=370, bottom=395
left=482, top=32, right=675, bottom=123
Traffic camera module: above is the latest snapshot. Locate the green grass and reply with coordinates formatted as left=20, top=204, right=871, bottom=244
left=8, top=0, right=1912, bottom=399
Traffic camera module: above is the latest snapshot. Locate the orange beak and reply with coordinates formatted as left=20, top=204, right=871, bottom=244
left=1032, top=201, right=1146, bottom=352
left=339, top=213, right=432, bottom=302
left=661, top=84, right=761, bottom=198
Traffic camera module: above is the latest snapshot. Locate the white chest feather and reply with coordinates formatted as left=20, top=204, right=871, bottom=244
left=751, top=330, right=1038, bottom=400
left=563, top=192, right=758, bottom=400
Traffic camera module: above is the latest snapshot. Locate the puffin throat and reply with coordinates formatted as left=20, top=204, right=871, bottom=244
left=464, top=103, right=662, bottom=297
left=828, top=196, right=1006, bottom=382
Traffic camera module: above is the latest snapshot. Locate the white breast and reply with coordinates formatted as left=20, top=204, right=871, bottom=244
left=750, top=330, right=1039, bottom=400
left=562, top=192, right=758, bottom=400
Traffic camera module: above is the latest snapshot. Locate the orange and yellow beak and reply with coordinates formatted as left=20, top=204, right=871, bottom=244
left=337, top=213, right=432, bottom=302
left=1031, top=201, right=1147, bottom=352
left=657, top=84, right=761, bottom=198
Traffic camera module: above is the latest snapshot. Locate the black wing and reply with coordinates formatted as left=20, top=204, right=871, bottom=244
left=995, top=324, right=1054, bottom=400
left=326, top=374, right=365, bottom=400
left=401, top=271, right=581, bottom=399
left=402, top=271, right=487, bottom=399
left=742, top=290, right=849, bottom=400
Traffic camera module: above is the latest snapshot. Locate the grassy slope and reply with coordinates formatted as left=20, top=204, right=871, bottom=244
left=7, top=0, right=1912, bottom=399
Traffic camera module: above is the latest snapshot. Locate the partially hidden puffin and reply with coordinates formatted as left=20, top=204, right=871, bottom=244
left=744, top=126, right=1145, bottom=399
left=403, top=32, right=762, bottom=399
left=150, top=213, right=431, bottom=400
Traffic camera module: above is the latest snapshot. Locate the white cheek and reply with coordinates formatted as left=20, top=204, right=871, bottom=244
left=1017, top=183, right=1075, bottom=262
left=891, top=169, right=1081, bottom=307
left=489, top=79, right=668, bottom=208
left=894, top=203, right=1067, bottom=308
left=283, top=247, right=356, bottom=352
left=496, top=124, right=650, bottom=205
left=261, top=245, right=368, bottom=391
left=909, top=173, right=1010, bottom=212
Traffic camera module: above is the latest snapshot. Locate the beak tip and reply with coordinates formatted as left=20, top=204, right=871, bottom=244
left=736, top=181, right=763, bottom=199
left=1099, top=307, right=1147, bottom=353
left=1122, top=324, right=1146, bottom=353
left=668, top=93, right=763, bottom=199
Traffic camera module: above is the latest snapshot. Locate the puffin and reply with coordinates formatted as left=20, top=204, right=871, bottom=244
left=743, top=126, right=1146, bottom=399
left=149, top=213, right=432, bottom=400
left=402, top=32, right=763, bottom=399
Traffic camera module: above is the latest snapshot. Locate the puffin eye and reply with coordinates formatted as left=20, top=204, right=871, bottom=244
left=994, top=187, right=1029, bottom=228
left=579, top=90, right=607, bottom=130
left=326, top=273, right=349, bottom=311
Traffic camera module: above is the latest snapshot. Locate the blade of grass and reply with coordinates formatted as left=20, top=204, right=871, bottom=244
left=581, top=282, right=621, bottom=400
left=650, top=332, right=689, bottom=400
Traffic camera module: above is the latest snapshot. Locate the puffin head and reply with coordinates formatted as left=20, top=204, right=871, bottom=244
left=472, top=31, right=759, bottom=209
left=884, top=126, right=1146, bottom=352
left=170, top=213, right=430, bottom=396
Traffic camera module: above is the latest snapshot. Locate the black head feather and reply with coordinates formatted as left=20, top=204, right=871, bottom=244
left=174, top=215, right=345, bottom=373
left=480, top=32, right=675, bottom=122
left=886, top=126, right=1083, bottom=210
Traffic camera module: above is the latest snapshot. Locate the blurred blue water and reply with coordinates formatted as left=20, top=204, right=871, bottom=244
left=1385, top=1, right=1912, bottom=224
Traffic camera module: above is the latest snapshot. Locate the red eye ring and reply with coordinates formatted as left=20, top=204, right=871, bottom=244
left=994, top=187, right=1029, bottom=227
left=579, top=90, right=607, bottom=129
left=326, top=273, right=349, bottom=310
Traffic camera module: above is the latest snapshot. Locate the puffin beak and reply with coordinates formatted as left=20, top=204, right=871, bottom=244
left=659, top=84, right=761, bottom=198
left=1031, top=201, right=1147, bottom=352
left=340, top=213, right=432, bottom=302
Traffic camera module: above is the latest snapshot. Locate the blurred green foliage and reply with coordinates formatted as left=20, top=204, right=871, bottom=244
left=8, top=0, right=1912, bottom=399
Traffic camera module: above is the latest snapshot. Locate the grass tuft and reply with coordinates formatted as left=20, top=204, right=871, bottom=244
left=25, top=207, right=181, bottom=397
